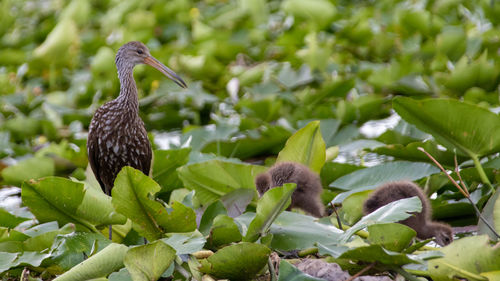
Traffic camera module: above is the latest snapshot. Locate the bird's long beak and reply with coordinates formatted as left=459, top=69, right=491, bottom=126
left=144, top=56, right=187, bottom=88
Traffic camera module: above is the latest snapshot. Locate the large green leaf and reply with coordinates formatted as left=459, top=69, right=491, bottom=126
left=236, top=212, right=343, bottom=251
left=478, top=187, right=500, bottom=239
left=124, top=241, right=176, bottom=281
left=393, top=97, right=500, bottom=157
left=161, top=231, right=206, bottom=255
left=22, top=177, right=126, bottom=232
left=53, top=243, right=128, bottom=281
left=177, top=160, right=266, bottom=204
left=157, top=201, right=197, bottom=233
left=152, top=148, right=191, bottom=193
left=371, top=140, right=468, bottom=167
left=330, top=161, right=439, bottom=203
left=429, top=235, right=500, bottom=281
left=208, top=214, right=243, bottom=248
left=367, top=223, right=416, bottom=252
left=202, top=125, right=291, bottom=159
left=49, top=232, right=112, bottom=271
left=2, top=156, right=55, bottom=186
left=244, top=183, right=296, bottom=242
left=112, top=167, right=196, bottom=241
left=340, top=196, right=422, bottom=243
left=0, top=208, right=29, bottom=228
left=199, top=242, right=271, bottom=281
left=277, top=120, right=326, bottom=173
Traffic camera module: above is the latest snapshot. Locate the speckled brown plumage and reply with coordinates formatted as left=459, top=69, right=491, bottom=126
left=363, top=181, right=453, bottom=246
left=255, top=162, right=324, bottom=217
left=87, top=41, right=186, bottom=197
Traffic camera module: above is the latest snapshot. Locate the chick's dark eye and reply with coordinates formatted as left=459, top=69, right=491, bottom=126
left=137, top=49, right=143, bottom=54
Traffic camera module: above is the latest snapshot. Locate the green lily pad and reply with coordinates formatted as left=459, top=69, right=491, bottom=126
left=53, top=243, right=128, bottom=281
left=22, top=177, right=126, bottom=232
left=112, top=167, right=195, bottom=241
left=393, top=97, right=500, bottom=157
left=277, top=120, right=326, bottom=174
left=161, top=231, right=206, bottom=255
left=0, top=208, right=30, bottom=228
left=236, top=212, right=343, bottom=251
left=177, top=160, right=266, bottom=204
left=2, top=156, right=55, bottom=186
left=124, top=241, right=176, bottom=281
left=244, top=183, right=296, bottom=242
left=330, top=161, right=439, bottom=203
left=152, top=148, right=191, bottom=193
left=199, top=242, right=271, bottom=281
left=429, top=235, right=500, bottom=281
left=208, top=214, right=243, bottom=248
left=367, top=223, right=416, bottom=252
left=340, top=196, right=422, bottom=243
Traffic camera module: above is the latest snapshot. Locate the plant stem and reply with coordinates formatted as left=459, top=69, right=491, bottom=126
left=298, top=247, right=318, bottom=257
left=418, top=147, right=500, bottom=239
left=471, top=154, right=494, bottom=193
left=268, top=257, right=277, bottom=281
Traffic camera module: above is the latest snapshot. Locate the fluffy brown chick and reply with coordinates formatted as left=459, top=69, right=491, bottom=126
left=255, top=162, right=324, bottom=217
left=363, top=181, right=453, bottom=246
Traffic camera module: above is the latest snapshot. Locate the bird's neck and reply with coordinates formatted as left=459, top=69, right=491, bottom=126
left=116, top=66, right=139, bottom=113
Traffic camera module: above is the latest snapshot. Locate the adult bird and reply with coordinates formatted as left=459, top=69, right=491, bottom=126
left=87, top=41, right=187, bottom=239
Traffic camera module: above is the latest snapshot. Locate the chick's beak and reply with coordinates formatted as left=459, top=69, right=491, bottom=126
left=144, top=56, right=187, bottom=88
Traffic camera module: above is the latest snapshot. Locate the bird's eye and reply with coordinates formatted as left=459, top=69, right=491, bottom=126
left=137, top=49, right=144, bottom=54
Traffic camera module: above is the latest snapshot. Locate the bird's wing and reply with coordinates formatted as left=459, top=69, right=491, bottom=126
left=87, top=129, right=107, bottom=194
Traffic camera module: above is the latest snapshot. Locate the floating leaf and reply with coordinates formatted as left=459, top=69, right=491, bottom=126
left=367, top=223, right=416, bottom=252
left=330, top=161, right=439, bottom=203
left=161, top=231, right=206, bottom=255
left=220, top=188, right=255, bottom=218
left=199, top=201, right=227, bottom=236
left=50, top=232, right=112, bottom=271
left=177, top=160, right=266, bottom=204
left=0, top=208, right=29, bottom=228
left=340, top=190, right=371, bottom=225
left=340, top=197, right=422, bottom=243
left=124, top=241, right=176, bottom=281
left=277, top=120, right=326, bottom=173
left=393, top=97, right=500, bottom=157
left=208, top=215, right=243, bottom=248
left=429, top=236, right=500, bottom=280
left=2, top=156, right=55, bottom=186
left=53, top=243, right=128, bottom=281
left=152, top=148, right=191, bottom=193
left=199, top=242, right=271, bottom=281
left=22, top=177, right=126, bottom=232
left=236, top=212, right=343, bottom=251
left=112, top=167, right=196, bottom=241
left=244, top=183, right=296, bottom=242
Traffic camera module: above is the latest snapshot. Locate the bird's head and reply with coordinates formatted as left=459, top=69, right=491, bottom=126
left=116, top=41, right=187, bottom=88
left=431, top=222, right=453, bottom=246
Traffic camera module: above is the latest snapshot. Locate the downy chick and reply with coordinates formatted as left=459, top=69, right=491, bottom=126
left=363, top=181, right=453, bottom=246
left=255, top=162, right=324, bottom=217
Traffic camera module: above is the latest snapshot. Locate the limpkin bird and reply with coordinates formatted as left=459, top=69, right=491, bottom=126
left=87, top=41, right=186, bottom=239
